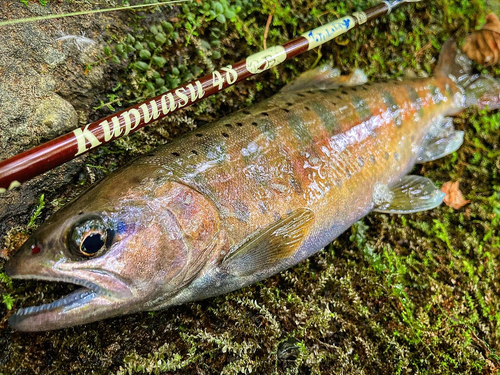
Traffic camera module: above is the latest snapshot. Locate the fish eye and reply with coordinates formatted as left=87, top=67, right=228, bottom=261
left=81, top=232, right=105, bottom=256
left=68, top=215, right=114, bottom=258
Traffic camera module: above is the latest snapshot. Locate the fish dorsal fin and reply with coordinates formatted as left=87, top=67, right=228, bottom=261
left=373, top=176, right=445, bottom=214
left=418, top=117, right=464, bottom=163
left=281, top=66, right=367, bottom=93
left=221, top=208, right=314, bottom=277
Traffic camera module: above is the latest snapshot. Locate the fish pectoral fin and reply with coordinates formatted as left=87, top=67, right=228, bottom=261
left=280, top=66, right=367, bottom=93
left=418, top=117, right=464, bottom=163
left=221, top=208, right=314, bottom=277
left=372, top=176, right=445, bottom=214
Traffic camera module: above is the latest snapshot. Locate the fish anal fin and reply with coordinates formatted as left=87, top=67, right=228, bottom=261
left=418, top=117, right=464, bottom=163
left=222, top=208, right=314, bottom=277
left=373, top=176, right=445, bottom=214
left=281, top=66, right=367, bottom=93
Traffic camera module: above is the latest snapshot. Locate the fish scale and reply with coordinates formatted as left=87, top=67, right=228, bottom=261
left=135, top=76, right=458, bottom=247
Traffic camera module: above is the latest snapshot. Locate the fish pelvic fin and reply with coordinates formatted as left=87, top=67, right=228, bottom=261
left=417, top=117, right=464, bottom=163
left=221, top=208, right=314, bottom=277
left=373, top=176, right=445, bottom=214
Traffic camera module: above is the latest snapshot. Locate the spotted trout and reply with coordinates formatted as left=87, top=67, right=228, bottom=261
left=6, top=40, right=500, bottom=331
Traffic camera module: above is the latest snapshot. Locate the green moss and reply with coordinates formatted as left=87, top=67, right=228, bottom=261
left=27, top=194, right=45, bottom=230
left=19, top=0, right=49, bottom=5
left=2, top=0, right=500, bottom=374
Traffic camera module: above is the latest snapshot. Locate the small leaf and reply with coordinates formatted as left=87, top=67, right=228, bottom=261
left=2, top=294, right=14, bottom=310
left=152, top=56, right=166, bottom=68
left=134, top=61, right=150, bottom=71
left=216, top=14, right=226, bottom=23
left=139, top=49, right=151, bottom=60
left=155, top=33, right=167, bottom=45
left=115, top=44, right=124, bottom=54
left=103, top=45, right=112, bottom=56
left=441, top=181, right=470, bottom=210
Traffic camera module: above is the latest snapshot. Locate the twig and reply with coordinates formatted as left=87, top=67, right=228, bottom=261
left=263, top=6, right=275, bottom=50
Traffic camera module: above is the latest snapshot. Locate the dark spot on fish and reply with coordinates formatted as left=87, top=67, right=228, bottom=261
left=305, top=106, right=311, bottom=111
left=430, top=85, right=443, bottom=105
left=261, top=112, right=269, bottom=116
left=131, top=175, right=142, bottom=184
left=237, top=122, right=243, bottom=127
left=346, top=170, right=352, bottom=178
left=309, top=101, right=340, bottom=133
left=370, top=154, right=376, bottom=164
left=384, top=152, right=390, bottom=160
left=394, top=152, right=400, bottom=161
left=290, top=176, right=303, bottom=194
left=196, top=133, right=203, bottom=137
left=233, top=200, right=250, bottom=222
left=341, top=90, right=349, bottom=95
left=406, top=85, right=424, bottom=118
left=357, top=157, right=364, bottom=167
left=243, top=110, right=251, bottom=115
left=225, top=123, right=232, bottom=128
left=191, top=150, right=198, bottom=155
left=297, top=93, right=306, bottom=97
left=381, top=91, right=402, bottom=127
left=273, top=211, right=281, bottom=221
left=78, top=211, right=83, bottom=215
left=288, top=111, right=312, bottom=142
left=283, top=108, right=290, bottom=113
left=286, top=102, right=293, bottom=106
left=362, top=86, right=369, bottom=91
left=252, top=121, right=258, bottom=126
left=172, top=152, right=180, bottom=157
left=258, top=201, right=268, bottom=214
left=336, top=95, right=342, bottom=100
left=352, top=96, right=372, bottom=121
left=222, top=132, right=229, bottom=138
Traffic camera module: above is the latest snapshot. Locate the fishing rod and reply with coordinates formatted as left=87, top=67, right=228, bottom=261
left=0, top=0, right=421, bottom=194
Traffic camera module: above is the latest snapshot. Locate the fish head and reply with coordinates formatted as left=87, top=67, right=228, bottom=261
left=6, top=166, right=222, bottom=331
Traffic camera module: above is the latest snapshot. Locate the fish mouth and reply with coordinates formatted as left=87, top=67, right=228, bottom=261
left=9, top=287, right=98, bottom=330
left=6, top=273, right=127, bottom=332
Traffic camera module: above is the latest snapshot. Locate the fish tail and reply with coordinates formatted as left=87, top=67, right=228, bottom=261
left=437, top=37, right=500, bottom=111
left=465, top=76, right=500, bottom=111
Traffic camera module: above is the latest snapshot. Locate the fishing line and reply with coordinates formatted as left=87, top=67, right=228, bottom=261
left=0, top=0, right=190, bottom=27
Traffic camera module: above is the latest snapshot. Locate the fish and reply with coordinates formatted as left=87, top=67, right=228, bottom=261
left=5, top=39, right=500, bottom=331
